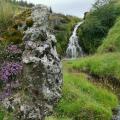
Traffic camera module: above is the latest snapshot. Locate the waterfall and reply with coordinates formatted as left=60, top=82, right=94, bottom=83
left=66, top=21, right=83, bottom=59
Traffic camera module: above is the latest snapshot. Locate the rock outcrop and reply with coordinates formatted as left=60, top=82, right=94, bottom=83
left=3, top=4, right=62, bottom=120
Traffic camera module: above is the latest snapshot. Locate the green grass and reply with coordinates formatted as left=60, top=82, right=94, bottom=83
left=47, top=61, right=118, bottom=120
left=98, top=17, right=120, bottom=53
left=69, top=53, right=120, bottom=80
left=0, top=107, right=14, bottom=120
left=0, top=111, right=4, bottom=120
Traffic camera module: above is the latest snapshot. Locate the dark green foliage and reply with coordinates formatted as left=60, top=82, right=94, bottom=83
left=50, top=7, right=52, bottom=13
left=78, top=0, right=120, bottom=54
left=98, top=16, right=120, bottom=53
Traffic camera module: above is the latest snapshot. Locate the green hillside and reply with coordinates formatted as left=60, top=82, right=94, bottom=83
left=1, top=0, right=120, bottom=120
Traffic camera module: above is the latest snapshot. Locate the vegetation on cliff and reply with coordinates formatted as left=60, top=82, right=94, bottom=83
left=78, top=0, right=120, bottom=54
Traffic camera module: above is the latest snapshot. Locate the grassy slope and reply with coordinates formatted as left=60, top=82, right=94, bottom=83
left=46, top=61, right=118, bottom=120
left=97, top=0, right=120, bottom=53
left=70, top=53, right=120, bottom=80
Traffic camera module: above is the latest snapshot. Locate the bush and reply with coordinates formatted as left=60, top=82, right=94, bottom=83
left=3, top=28, right=23, bottom=44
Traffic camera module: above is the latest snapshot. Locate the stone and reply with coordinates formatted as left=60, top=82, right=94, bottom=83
left=2, top=4, right=62, bottom=120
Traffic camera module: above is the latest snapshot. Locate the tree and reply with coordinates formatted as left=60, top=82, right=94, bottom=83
left=50, top=7, right=52, bottom=13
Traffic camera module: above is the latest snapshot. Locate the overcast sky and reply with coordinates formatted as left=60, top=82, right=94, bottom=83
left=25, top=0, right=96, bottom=18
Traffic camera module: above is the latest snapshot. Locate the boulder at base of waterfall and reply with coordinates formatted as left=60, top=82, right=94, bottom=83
left=2, top=4, right=63, bottom=120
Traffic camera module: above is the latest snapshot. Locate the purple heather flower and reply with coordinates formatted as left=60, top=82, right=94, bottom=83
left=0, top=44, right=23, bottom=101
left=6, top=45, right=22, bottom=54
left=0, top=62, right=22, bottom=101
left=0, top=62, right=23, bottom=82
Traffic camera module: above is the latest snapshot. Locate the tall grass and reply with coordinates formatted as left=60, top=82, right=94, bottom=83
left=0, top=0, right=19, bottom=30
left=69, top=53, right=120, bottom=80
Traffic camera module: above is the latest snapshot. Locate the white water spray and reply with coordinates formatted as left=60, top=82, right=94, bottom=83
left=66, top=21, right=83, bottom=59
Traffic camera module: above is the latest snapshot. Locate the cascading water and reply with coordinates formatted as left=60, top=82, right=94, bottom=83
left=66, top=22, right=83, bottom=59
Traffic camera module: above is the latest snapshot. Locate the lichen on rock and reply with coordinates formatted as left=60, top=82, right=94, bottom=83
left=2, top=4, right=63, bottom=120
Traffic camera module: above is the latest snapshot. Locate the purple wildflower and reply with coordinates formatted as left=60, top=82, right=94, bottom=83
left=0, top=62, right=23, bottom=82
left=0, top=62, right=22, bottom=100
left=6, top=45, right=22, bottom=54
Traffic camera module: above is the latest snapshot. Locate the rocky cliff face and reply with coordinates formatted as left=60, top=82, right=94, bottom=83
left=3, top=4, right=63, bottom=120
